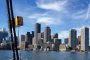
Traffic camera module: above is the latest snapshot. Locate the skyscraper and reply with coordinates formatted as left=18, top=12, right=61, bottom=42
left=19, top=35, right=25, bottom=49
left=44, top=26, right=51, bottom=43
left=81, top=27, right=89, bottom=51
left=52, top=33, right=58, bottom=38
left=0, top=28, right=8, bottom=43
left=64, top=38, right=68, bottom=44
left=77, top=36, right=81, bottom=44
left=53, top=38, right=61, bottom=51
left=38, top=33, right=44, bottom=44
left=69, top=29, right=77, bottom=49
left=31, top=31, right=34, bottom=38
left=33, top=23, right=41, bottom=45
left=25, top=32, right=32, bottom=45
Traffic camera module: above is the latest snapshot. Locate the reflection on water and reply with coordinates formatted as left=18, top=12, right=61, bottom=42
left=0, top=50, right=90, bottom=60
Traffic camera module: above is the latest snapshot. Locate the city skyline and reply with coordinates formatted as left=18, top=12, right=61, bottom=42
left=0, top=23, right=90, bottom=44
left=0, top=0, right=90, bottom=39
left=0, top=23, right=90, bottom=51
left=1, top=0, right=90, bottom=60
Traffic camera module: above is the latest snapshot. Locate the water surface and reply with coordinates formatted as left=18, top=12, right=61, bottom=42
left=0, top=50, right=90, bottom=60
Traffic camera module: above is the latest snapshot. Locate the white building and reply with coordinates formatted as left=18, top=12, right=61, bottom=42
left=81, top=27, right=89, bottom=51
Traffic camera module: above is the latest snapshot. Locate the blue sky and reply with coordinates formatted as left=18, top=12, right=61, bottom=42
left=0, top=0, right=90, bottom=39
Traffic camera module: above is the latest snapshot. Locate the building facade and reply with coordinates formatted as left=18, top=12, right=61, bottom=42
left=69, top=29, right=77, bottom=49
left=0, top=28, right=8, bottom=43
left=81, top=27, right=89, bottom=51
left=19, top=35, right=25, bottom=49
left=34, top=23, right=41, bottom=45
left=44, top=26, right=51, bottom=43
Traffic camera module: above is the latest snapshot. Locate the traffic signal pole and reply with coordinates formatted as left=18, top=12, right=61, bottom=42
left=6, top=0, right=19, bottom=60
left=9, top=0, right=19, bottom=60
left=6, top=0, right=16, bottom=60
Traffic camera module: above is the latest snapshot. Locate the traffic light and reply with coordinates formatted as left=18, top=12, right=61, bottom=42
left=15, top=16, right=23, bottom=27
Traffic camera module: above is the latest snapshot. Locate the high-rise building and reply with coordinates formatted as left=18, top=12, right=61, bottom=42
left=69, top=29, right=77, bottom=49
left=51, top=33, right=58, bottom=39
left=38, top=33, right=44, bottom=39
left=81, top=27, right=89, bottom=51
left=53, top=33, right=58, bottom=38
left=77, top=36, right=81, bottom=44
left=38, top=33, right=44, bottom=44
left=19, top=35, right=25, bottom=49
left=31, top=31, right=34, bottom=38
left=64, top=38, right=68, bottom=44
left=33, top=23, right=41, bottom=50
left=0, top=29, right=8, bottom=43
left=44, top=26, right=51, bottom=43
left=34, top=23, right=41, bottom=45
left=53, top=38, right=61, bottom=51
left=25, top=32, right=32, bottom=45
left=21, top=35, right=25, bottom=41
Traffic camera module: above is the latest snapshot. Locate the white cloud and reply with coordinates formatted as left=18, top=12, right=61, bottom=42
left=28, top=13, right=62, bottom=25
left=28, top=13, right=47, bottom=19
left=72, top=4, right=90, bottom=20
left=58, top=31, right=69, bottom=39
left=36, top=17, right=61, bottom=25
left=72, top=10, right=86, bottom=20
left=36, top=0, right=68, bottom=11
left=37, top=17, right=54, bottom=25
left=85, top=4, right=90, bottom=20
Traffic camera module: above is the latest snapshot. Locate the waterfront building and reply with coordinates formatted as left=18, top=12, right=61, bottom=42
left=69, top=29, right=77, bottom=49
left=53, top=33, right=58, bottom=38
left=77, top=36, right=81, bottom=44
left=43, top=43, right=53, bottom=51
left=25, top=32, right=32, bottom=45
left=38, top=33, right=44, bottom=44
left=44, top=26, right=51, bottom=43
left=0, top=28, right=8, bottom=43
left=81, top=27, right=89, bottom=51
left=33, top=23, right=41, bottom=50
left=25, top=32, right=33, bottom=49
left=19, top=35, right=25, bottom=49
left=34, top=23, right=41, bottom=45
left=64, top=38, right=68, bottom=45
left=53, top=38, right=61, bottom=51
left=51, top=33, right=58, bottom=39
left=59, top=44, right=66, bottom=51
left=51, top=33, right=58, bottom=43
left=31, top=31, right=34, bottom=38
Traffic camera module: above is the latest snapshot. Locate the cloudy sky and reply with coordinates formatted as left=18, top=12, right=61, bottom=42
left=0, top=0, right=90, bottom=39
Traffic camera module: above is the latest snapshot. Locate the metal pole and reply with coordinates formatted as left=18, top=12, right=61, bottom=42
left=18, top=27, right=21, bottom=60
left=17, top=27, right=20, bottom=60
left=6, top=0, right=16, bottom=60
left=9, top=0, right=19, bottom=60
